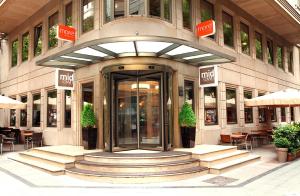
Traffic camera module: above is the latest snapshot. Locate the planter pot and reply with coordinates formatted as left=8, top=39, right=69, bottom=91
left=82, top=127, right=97, bottom=150
left=276, top=148, right=288, bottom=162
left=180, top=127, right=196, bottom=148
left=287, top=153, right=296, bottom=162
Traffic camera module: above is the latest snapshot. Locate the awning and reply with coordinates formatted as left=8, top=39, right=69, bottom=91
left=36, top=36, right=236, bottom=69
left=245, top=89, right=300, bottom=107
left=0, top=96, right=26, bottom=109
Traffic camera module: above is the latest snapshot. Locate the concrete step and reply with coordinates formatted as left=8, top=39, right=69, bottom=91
left=200, top=150, right=249, bottom=168
left=66, top=166, right=208, bottom=183
left=19, top=151, right=75, bottom=169
left=84, top=151, right=192, bottom=164
left=8, top=154, right=65, bottom=175
left=30, top=148, right=83, bottom=161
left=75, top=158, right=200, bottom=173
left=191, top=146, right=238, bottom=159
left=209, top=154, right=261, bottom=174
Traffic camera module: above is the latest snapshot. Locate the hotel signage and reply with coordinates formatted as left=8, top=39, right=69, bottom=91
left=199, top=65, right=218, bottom=87
left=57, top=24, right=76, bottom=42
left=55, top=69, right=75, bottom=90
left=196, top=19, right=216, bottom=38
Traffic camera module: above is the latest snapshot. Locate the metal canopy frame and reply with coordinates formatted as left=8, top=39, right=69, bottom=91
left=36, top=36, right=236, bottom=69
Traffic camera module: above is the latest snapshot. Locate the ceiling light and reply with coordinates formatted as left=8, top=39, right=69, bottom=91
left=184, top=53, right=213, bottom=60
left=166, top=45, right=198, bottom=56
left=74, top=47, right=107, bottom=57
left=136, top=41, right=172, bottom=53
left=61, top=55, right=93, bottom=62
left=99, top=42, right=135, bottom=54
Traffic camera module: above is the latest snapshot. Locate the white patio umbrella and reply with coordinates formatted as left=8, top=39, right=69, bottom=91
left=245, top=89, right=300, bottom=107
left=0, top=95, right=26, bottom=109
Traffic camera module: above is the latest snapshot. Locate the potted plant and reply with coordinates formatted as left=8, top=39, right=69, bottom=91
left=274, top=137, right=290, bottom=162
left=81, top=103, right=97, bottom=150
left=179, top=102, right=197, bottom=148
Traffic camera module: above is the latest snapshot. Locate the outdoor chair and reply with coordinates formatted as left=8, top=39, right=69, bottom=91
left=236, top=133, right=252, bottom=151
left=0, top=134, right=14, bottom=154
left=28, top=132, right=43, bottom=149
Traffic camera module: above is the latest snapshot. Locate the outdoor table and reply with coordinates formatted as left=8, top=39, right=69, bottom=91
left=230, top=134, right=246, bottom=145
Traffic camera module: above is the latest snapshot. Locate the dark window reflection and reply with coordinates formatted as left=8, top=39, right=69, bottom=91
left=184, top=80, right=194, bottom=110
left=47, top=90, right=57, bottom=127
left=244, top=91, right=253, bottom=123
left=32, top=94, right=41, bottom=127
left=82, top=82, right=94, bottom=107
left=20, top=96, right=27, bottom=127
left=226, top=88, right=237, bottom=124
left=204, top=87, right=218, bottom=125
left=65, top=90, right=72, bottom=127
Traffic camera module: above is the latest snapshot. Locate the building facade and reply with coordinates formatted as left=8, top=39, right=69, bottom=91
left=0, top=0, right=300, bottom=151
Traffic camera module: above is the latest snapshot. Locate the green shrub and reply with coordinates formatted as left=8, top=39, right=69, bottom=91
left=274, top=137, right=290, bottom=148
left=179, top=102, right=196, bottom=127
left=273, top=123, right=300, bottom=153
left=81, top=103, right=96, bottom=128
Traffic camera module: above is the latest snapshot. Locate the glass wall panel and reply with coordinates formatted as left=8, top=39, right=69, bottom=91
left=267, top=39, right=274, bottom=65
left=22, top=32, right=29, bottom=62
left=20, top=96, right=27, bottom=127
left=244, top=91, right=253, bottom=123
left=65, top=90, right=72, bottom=127
left=65, top=2, right=73, bottom=26
left=34, top=23, right=43, bottom=56
left=255, top=32, right=263, bottom=60
left=48, top=12, right=58, bottom=49
left=226, top=88, right=237, bottom=124
left=277, top=46, right=284, bottom=70
left=163, top=0, right=172, bottom=21
left=184, top=80, right=194, bottom=110
left=149, top=0, right=160, bottom=17
left=12, top=39, right=18, bottom=67
left=32, top=94, right=41, bottom=127
left=129, top=0, right=144, bottom=15
left=259, top=108, right=267, bottom=123
left=114, top=0, right=125, bottom=19
left=47, top=90, right=57, bottom=127
left=240, top=22, right=249, bottom=55
left=200, top=0, right=214, bottom=39
left=82, top=0, right=94, bottom=33
left=270, top=108, right=277, bottom=122
left=204, top=87, right=218, bottom=125
left=223, top=11, right=234, bottom=48
left=182, top=0, right=192, bottom=29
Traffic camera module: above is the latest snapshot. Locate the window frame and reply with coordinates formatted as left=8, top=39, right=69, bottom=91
left=277, top=46, right=284, bottom=70
left=48, top=11, right=59, bottom=49
left=222, top=11, right=234, bottom=48
left=255, top=31, right=263, bottom=61
left=21, top=32, right=29, bottom=62
left=200, top=0, right=215, bottom=40
left=240, top=22, right=250, bottom=55
left=11, top=39, right=18, bottom=67
left=34, top=23, right=43, bottom=57
left=267, top=38, right=274, bottom=65
left=204, top=87, right=218, bottom=126
left=81, top=0, right=95, bottom=34
left=32, top=93, right=41, bottom=127
left=182, top=0, right=192, bottom=30
left=226, top=87, right=237, bottom=124
left=65, top=1, right=73, bottom=26
left=47, top=90, right=58, bottom=127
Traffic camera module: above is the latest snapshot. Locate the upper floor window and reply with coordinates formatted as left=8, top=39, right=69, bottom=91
left=277, top=46, right=284, bottom=70
left=149, top=0, right=172, bottom=21
left=267, top=38, right=274, bottom=65
left=182, top=0, right=192, bottom=29
left=129, top=0, right=144, bottom=15
left=11, top=39, right=18, bottom=67
left=255, top=31, right=263, bottom=60
left=48, top=12, right=59, bottom=49
left=240, top=22, right=249, bottom=55
left=200, top=0, right=214, bottom=39
left=226, top=88, right=237, bottom=124
left=65, top=2, right=73, bottom=26
left=82, top=0, right=94, bottom=33
left=105, top=0, right=125, bottom=22
left=22, top=32, right=29, bottom=62
left=288, top=49, right=293, bottom=73
left=34, top=23, right=43, bottom=56
left=222, top=11, right=234, bottom=48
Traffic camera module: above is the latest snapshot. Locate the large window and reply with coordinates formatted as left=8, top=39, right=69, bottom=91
left=82, top=0, right=94, bottom=33
left=34, top=23, right=43, bottom=56
left=288, top=49, right=293, bottom=73
left=48, top=12, right=58, bottom=49
left=105, top=0, right=125, bottom=22
left=270, top=108, right=277, bottom=122
left=149, top=0, right=172, bottom=21
left=281, top=107, right=286, bottom=122
left=244, top=91, right=253, bottom=123
left=259, top=108, right=267, bottom=123
left=22, top=32, right=29, bottom=62
left=11, top=39, right=18, bottom=67
left=200, top=0, right=214, bottom=39
left=32, top=94, right=41, bottom=127
left=290, top=107, right=295, bottom=122
left=20, top=96, right=27, bottom=127
left=240, top=22, right=249, bottom=55
left=184, top=80, right=194, bottom=110
left=182, top=0, right=192, bottom=29
left=82, top=82, right=94, bottom=106
left=267, top=38, right=274, bottom=65
left=222, top=11, right=234, bottom=48
left=65, top=2, right=73, bottom=26
left=10, top=109, right=16, bottom=127
left=226, top=88, right=237, bottom=124
left=277, top=46, right=284, bottom=70
left=204, top=87, right=218, bottom=125
left=255, top=31, right=263, bottom=60
left=65, top=90, right=72, bottom=127
left=129, top=0, right=144, bottom=15
left=47, top=90, right=57, bottom=127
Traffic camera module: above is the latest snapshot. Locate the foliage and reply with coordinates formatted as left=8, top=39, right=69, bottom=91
left=12, top=40, right=18, bottom=67
left=255, top=38, right=263, bottom=60
left=223, top=22, right=233, bottom=47
left=48, top=26, right=58, bottom=49
left=22, top=33, right=29, bottom=62
left=182, top=0, right=191, bottom=28
left=274, top=137, right=290, bottom=148
left=273, top=123, right=300, bottom=153
left=179, top=102, right=196, bottom=127
left=82, top=16, right=94, bottom=33
left=81, top=103, right=96, bottom=128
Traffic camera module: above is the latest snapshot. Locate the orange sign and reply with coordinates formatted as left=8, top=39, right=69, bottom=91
left=196, top=20, right=215, bottom=38
left=57, top=24, right=76, bottom=42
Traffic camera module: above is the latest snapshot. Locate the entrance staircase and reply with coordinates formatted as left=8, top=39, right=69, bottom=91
left=8, top=145, right=260, bottom=183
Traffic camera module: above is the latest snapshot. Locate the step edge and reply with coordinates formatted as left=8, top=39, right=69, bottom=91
left=210, top=156, right=261, bottom=170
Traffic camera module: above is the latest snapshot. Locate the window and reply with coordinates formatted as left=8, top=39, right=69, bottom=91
left=255, top=32, right=263, bottom=60
left=182, top=0, right=192, bottom=29
left=281, top=107, right=286, bottom=122
left=82, top=0, right=94, bottom=33
left=200, top=0, right=214, bottom=39
left=184, top=80, right=194, bottom=110
left=290, top=107, right=295, bottom=122
left=244, top=91, right=253, bottom=123
left=267, top=39, right=274, bottom=65
left=22, top=32, right=29, bottom=62
left=149, top=0, right=172, bottom=21
left=129, top=0, right=144, bottom=15
left=10, top=109, right=16, bottom=127
left=240, top=22, right=249, bottom=55
left=105, top=0, right=125, bottom=22
left=34, top=23, right=43, bottom=56
left=259, top=108, right=267, bottom=123
left=47, top=90, right=57, bottom=127
left=20, top=96, right=27, bottom=127
left=65, top=2, right=73, bottom=26
left=32, top=94, right=41, bottom=127
left=270, top=108, right=277, bottom=122
left=226, top=88, right=237, bottom=124
left=82, top=82, right=94, bottom=106
left=65, top=90, right=72, bottom=127
left=204, top=87, right=218, bottom=125
left=11, top=39, right=18, bottom=67
left=277, top=46, right=284, bottom=70
left=222, top=11, right=234, bottom=48
left=288, top=49, right=293, bottom=73
left=48, top=12, right=58, bottom=49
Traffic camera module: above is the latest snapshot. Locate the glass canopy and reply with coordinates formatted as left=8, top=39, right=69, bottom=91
left=36, top=37, right=235, bottom=69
